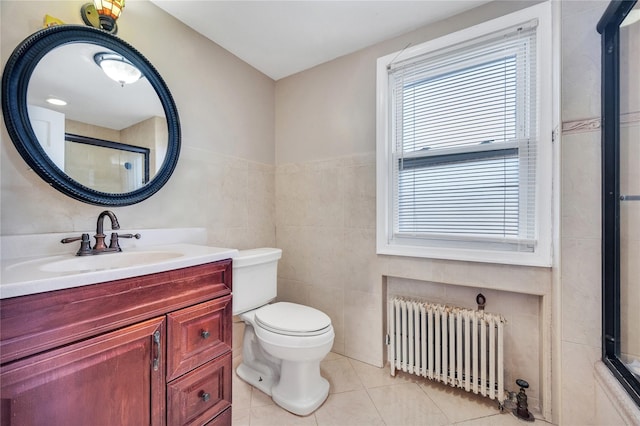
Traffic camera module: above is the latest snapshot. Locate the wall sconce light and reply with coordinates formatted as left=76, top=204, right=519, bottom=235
left=81, top=0, right=125, bottom=34
left=94, top=52, right=142, bottom=86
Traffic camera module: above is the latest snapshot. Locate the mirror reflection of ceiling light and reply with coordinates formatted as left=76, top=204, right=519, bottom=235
left=46, top=97, right=67, bottom=106
left=94, top=52, right=142, bottom=86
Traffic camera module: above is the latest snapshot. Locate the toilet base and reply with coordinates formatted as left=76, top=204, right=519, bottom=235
left=270, top=359, right=330, bottom=416
left=237, top=358, right=330, bottom=416
left=236, top=363, right=275, bottom=396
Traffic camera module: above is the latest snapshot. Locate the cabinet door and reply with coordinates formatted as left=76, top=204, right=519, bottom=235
left=1, top=317, right=165, bottom=426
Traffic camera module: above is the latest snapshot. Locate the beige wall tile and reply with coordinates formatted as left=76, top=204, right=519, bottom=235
left=561, top=341, right=601, bottom=425
left=620, top=124, right=640, bottom=196
left=343, top=162, right=376, bottom=230
left=621, top=238, right=640, bottom=360
left=560, top=1, right=609, bottom=122
left=344, top=289, right=383, bottom=366
left=248, top=163, right=276, bottom=235
left=561, top=238, right=602, bottom=348
left=561, top=131, right=602, bottom=240
left=276, top=226, right=307, bottom=281
left=277, top=278, right=311, bottom=306
left=275, top=167, right=309, bottom=227
left=308, top=284, right=345, bottom=354
left=343, top=228, right=380, bottom=294
left=303, top=226, right=347, bottom=288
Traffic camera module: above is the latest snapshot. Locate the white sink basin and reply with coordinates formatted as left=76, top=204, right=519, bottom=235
left=1, top=243, right=238, bottom=299
left=38, top=250, right=183, bottom=273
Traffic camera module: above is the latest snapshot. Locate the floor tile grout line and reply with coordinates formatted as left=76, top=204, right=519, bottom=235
left=347, top=356, right=390, bottom=425
left=414, top=380, right=455, bottom=425
left=363, top=385, right=389, bottom=425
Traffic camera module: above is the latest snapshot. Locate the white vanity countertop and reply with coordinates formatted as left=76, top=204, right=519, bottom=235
left=0, top=228, right=238, bottom=299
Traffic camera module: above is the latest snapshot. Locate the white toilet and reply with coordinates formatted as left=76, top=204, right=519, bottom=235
left=232, top=248, right=335, bottom=416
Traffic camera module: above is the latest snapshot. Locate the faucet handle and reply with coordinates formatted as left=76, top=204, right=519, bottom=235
left=108, top=233, right=123, bottom=252
left=61, top=233, right=92, bottom=256
left=119, top=233, right=142, bottom=240
left=108, top=232, right=141, bottom=251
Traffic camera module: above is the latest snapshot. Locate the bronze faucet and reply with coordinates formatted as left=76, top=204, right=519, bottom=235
left=93, top=210, right=121, bottom=251
left=61, top=211, right=140, bottom=256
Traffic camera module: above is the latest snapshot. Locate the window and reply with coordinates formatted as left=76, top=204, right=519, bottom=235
left=376, top=3, right=553, bottom=266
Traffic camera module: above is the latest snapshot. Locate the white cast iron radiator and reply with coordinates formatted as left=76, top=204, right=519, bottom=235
left=387, top=297, right=507, bottom=406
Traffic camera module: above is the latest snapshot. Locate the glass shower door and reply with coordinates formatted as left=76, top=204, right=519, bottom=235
left=599, top=0, right=640, bottom=406
left=619, top=3, right=640, bottom=380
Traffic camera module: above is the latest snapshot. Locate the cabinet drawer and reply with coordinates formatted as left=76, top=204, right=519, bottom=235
left=205, top=407, right=231, bottom=425
left=167, top=296, right=232, bottom=381
left=167, top=352, right=232, bottom=426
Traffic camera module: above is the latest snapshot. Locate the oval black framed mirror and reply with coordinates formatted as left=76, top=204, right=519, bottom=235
left=2, top=25, right=180, bottom=206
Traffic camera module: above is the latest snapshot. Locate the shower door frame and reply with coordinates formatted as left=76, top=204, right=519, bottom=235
left=597, top=0, right=640, bottom=407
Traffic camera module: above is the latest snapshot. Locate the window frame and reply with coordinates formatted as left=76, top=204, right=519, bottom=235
left=376, top=2, right=553, bottom=267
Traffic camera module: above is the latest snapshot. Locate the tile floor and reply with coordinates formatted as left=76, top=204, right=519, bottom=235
left=231, top=352, right=550, bottom=425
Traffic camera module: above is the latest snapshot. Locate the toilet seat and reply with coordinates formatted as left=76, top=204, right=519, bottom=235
left=255, top=302, right=332, bottom=336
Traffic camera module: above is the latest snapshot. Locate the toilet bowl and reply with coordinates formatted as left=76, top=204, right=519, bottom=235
left=233, top=248, right=334, bottom=416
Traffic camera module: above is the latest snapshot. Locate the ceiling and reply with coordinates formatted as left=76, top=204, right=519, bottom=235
left=150, top=1, right=491, bottom=81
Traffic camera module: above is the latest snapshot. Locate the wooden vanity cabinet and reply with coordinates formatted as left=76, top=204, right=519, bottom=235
left=0, top=259, right=233, bottom=426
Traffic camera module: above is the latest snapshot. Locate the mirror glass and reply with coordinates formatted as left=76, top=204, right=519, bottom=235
left=2, top=25, right=180, bottom=206
left=27, top=43, right=166, bottom=193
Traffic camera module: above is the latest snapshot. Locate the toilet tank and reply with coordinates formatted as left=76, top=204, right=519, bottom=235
left=232, top=248, right=282, bottom=315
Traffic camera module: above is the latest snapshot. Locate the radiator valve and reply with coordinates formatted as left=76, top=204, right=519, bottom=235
left=514, top=379, right=534, bottom=422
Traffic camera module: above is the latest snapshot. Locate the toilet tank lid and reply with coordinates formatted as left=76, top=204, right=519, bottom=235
left=233, top=247, right=282, bottom=268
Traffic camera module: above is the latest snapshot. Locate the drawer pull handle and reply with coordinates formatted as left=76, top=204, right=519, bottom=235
left=200, top=391, right=211, bottom=402
left=200, top=330, right=210, bottom=339
left=152, top=330, right=161, bottom=371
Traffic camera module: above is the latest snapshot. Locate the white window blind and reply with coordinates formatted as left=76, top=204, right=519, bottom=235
left=388, top=22, right=538, bottom=251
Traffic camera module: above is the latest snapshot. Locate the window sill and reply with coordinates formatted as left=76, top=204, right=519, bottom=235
left=377, top=240, right=552, bottom=267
